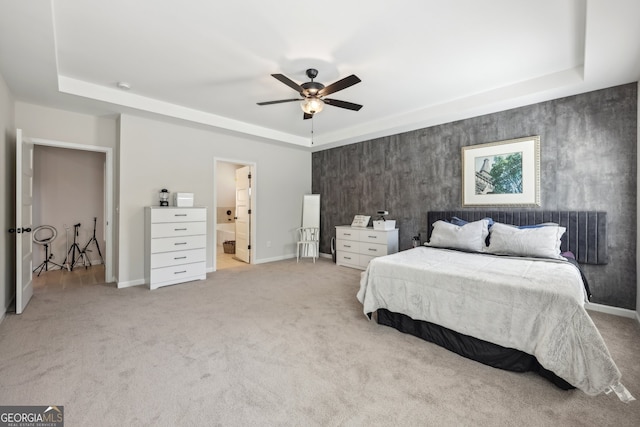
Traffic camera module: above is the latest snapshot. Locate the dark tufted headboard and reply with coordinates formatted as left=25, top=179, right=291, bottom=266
left=426, top=211, right=607, bottom=265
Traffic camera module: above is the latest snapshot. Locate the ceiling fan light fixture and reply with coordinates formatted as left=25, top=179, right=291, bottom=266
left=301, top=97, right=324, bottom=115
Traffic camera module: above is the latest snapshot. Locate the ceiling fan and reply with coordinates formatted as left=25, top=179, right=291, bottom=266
left=257, top=68, right=362, bottom=120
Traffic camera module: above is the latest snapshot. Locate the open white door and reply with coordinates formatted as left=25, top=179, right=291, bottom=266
left=234, top=166, right=252, bottom=263
left=15, top=129, right=34, bottom=314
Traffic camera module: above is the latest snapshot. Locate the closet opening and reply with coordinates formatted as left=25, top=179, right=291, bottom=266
left=30, top=139, right=112, bottom=287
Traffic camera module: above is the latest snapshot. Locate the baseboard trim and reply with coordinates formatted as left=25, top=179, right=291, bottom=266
left=254, top=254, right=296, bottom=264
left=586, top=302, right=638, bottom=321
left=117, top=279, right=146, bottom=289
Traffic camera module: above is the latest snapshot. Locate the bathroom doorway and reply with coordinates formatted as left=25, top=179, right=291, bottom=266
left=214, top=158, right=256, bottom=270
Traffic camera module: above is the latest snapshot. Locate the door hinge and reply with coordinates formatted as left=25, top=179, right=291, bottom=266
left=248, top=173, right=252, bottom=179
left=248, top=245, right=251, bottom=250
left=248, top=209, right=252, bottom=214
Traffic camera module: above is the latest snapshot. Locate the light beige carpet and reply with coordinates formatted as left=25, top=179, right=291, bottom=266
left=0, top=258, right=639, bottom=426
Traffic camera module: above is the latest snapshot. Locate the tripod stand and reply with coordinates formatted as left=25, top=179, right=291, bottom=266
left=63, top=223, right=88, bottom=271
left=81, top=217, right=104, bottom=265
left=32, top=225, right=64, bottom=276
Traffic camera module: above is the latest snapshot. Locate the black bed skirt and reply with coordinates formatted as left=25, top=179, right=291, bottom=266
left=376, top=309, right=575, bottom=390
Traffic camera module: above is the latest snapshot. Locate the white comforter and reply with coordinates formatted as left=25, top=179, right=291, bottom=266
left=357, top=247, right=632, bottom=399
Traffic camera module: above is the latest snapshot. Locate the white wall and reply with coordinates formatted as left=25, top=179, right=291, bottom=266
left=637, top=81, right=640, bottom=320
left=117, top=114, right=311, bottom=286
left=15, top=103, right=116, bottom=149
left=32, top=146, right=105, bottom=268
left=0, top=71, right=15, bottom=320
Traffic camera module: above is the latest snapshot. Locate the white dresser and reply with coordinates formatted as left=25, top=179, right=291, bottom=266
left=145, top=207, right=207, bottom=290
left=335, top=225, right=399, bottom=270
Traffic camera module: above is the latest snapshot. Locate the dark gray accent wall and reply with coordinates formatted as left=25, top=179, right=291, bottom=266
left=312, top=83, right=637, bottom=309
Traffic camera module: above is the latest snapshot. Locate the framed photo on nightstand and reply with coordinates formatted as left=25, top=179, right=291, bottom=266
left=351, top=215, right=370, bottom=227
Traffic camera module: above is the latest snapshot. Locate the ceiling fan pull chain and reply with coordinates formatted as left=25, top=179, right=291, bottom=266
left=311, top=115, right=314, bottom=145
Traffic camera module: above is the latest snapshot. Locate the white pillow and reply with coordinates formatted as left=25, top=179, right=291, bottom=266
left=486, top=222, right=566, bottom=259
left=427, top=219, right=489, bottom=252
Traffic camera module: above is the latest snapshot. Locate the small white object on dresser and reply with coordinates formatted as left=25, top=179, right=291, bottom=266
left=145, top=207, right=207, bottom=290
left=335, top=225, right=399, bottom=270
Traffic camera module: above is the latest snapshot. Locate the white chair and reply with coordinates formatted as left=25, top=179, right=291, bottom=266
left=296, top=227, right=319, bottom=263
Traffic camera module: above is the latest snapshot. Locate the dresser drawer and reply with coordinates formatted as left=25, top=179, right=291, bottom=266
left=336, top=228, right=361, bottom=241
left=151, top=234, right=206, bottom=253
left=150, top=261, right=206, bottom=287
left=336, top=239, right=360, bottom=253
left=151, top=208, right=206, bottom=223
left=360, top=229, right=388, bottom=244
left=151, top=221, right=207, bottom=238
left=150, top=248, right=206, bottom=268
left=337, top=252, right=360, bottom=267
left=360, top=242, right=389, bottom=257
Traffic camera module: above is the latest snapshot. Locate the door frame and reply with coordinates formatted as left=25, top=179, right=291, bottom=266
left=27, top=136, right=114, bottom=282
left=213, top=158, right=257, bottom=272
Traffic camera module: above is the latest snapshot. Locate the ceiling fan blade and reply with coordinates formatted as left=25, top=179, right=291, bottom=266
left=318, top=75, right=361, bottom=97
left=271, top=74, right=304, bottom=93
left=257, top=99, right=301, bottom=106
left=303, top=113, right=313, bottom=120
left=323, top=98, right=363, bottom=111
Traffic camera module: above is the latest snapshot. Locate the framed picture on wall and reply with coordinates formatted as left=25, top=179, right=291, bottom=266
left=461, top=136, right=541, bottom=207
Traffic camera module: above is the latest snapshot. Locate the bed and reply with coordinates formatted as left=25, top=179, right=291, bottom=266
left=357, top=211, right=634, bottom=401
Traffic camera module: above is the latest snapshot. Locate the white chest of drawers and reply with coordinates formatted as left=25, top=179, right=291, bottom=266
left=145, top=207, right=207, bottom=290
left=335, top=225, right=399, bottom=270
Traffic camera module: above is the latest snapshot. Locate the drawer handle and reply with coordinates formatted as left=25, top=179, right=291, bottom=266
left=344, top=244, right=351, bottom=248
left=344, top=233, right=351, bottom=236
left=175, top=242, right=187, bottom=245
left=175, top=214, right=187, bottom=217
left=368, top=235, right=378, bottom=239
left=175, top=228, right=187, bottom=231
left=174, top=270, right=187, bottom=274
left=368, top=248, right=378, bottom=252
left=344, top=256, right=352, bottom=260
left=174, top=256, right=187, bottom=260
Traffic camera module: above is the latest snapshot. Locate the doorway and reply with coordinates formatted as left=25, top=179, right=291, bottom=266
left=214, top=158, right=256, bottom=271
left=29, top=137, right=113, bottom=283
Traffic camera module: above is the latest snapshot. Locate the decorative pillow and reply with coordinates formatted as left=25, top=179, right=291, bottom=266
left=451, top=216, right=495, bottom=228
left=427, top=219, right=490, bottom=252
left=517, top=222, right=558, bottom=229
left=486, top=222, right=566, bottom=259
left=450, top=216, right=468, bottom=226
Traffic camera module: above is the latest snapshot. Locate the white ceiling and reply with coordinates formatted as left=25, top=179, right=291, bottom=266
left=1, top=0, right=639, bottom=150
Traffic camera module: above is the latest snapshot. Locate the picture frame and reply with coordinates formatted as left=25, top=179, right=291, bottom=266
left=461, top=136, right=540, bottom=207
left=351, top=215, right=371, bottom=227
